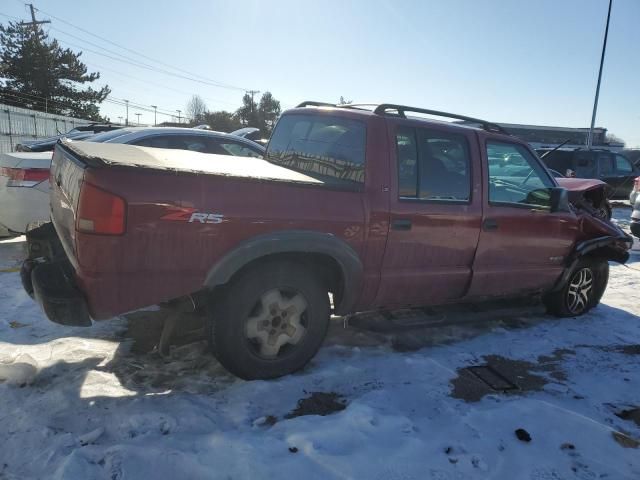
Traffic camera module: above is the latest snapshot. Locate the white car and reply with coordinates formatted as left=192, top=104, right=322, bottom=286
left=0, top=151, right=52, bottom=234
left=0, top=127, right=265, bottom=234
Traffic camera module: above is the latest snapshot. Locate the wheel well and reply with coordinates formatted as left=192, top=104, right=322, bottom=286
left=214, top=252, right=345, bottom=309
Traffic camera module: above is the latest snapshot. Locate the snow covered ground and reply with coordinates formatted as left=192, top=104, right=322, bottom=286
left=1, top=210, right=639, bottom=479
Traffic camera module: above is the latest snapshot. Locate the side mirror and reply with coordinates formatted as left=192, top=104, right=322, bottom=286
left=549, top=187, right=570, bottom=213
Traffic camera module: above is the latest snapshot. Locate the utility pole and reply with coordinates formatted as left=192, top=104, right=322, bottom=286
left=176, top=110, right=181, bottom=124
left=124, top=99, right=129, bottom=126
left=135, top=113, right=141, bottom=125
left=587, top=0, right=613, bottom=150
left=118, top=116, right=123, bottom=125
left=20, top=4, right=50, bottom=39
left=150, top=105, right=158, bottom=126
left=246, top=90, right=260, bottom=114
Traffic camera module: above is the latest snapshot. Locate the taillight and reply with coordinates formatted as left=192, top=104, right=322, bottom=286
left=0, top=167, right=49, bottom=187
left=76, top=183, right=126, bottom=235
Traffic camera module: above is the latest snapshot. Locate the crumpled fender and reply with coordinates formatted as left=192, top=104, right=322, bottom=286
left=556, top=177, right=610, bottom=205
left=556, top=177, right=608, bottom=193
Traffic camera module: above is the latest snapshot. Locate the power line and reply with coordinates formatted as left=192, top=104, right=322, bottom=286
left=16, top=1, right=251, bottom=92
left=55, top=36, right=248, bottom=93
left=83, top=60, right=239, bottom=108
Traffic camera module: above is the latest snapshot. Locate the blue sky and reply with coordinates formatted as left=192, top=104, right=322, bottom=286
left=3, top=0, right=639, bottom=146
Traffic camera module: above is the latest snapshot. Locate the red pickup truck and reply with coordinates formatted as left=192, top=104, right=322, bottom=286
left=22, top=102, right=631, bottom=379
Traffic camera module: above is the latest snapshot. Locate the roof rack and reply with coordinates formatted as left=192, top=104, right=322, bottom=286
left=373, top=104, right=510, bottom=135
left=295, top=101, right=511, bottom=136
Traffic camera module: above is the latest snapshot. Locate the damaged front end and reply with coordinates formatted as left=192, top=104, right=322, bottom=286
left=556, top=177, right=612, bottom=220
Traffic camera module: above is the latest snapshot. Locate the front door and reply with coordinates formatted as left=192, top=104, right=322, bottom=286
left=375, top=121, right=483, bottom=308
left=600, top=153, right=637, bottom=198
left=468, top=137, right=578, bottom=298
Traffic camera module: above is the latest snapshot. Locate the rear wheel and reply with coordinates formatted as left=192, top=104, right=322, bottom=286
left=543, top=258, right=609, bottom=317
left=208, top=261, right=330, bottom=380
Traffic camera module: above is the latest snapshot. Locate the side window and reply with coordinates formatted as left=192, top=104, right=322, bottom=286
left=266, top=114, right=366, bottom=187
left=615, top=154, right=633, bottom=174
left=130, top=136, right=171, bottom=148
left=487, top=141, right=554, bottom=208
left=574, top=153, right=597, bottom=177
left=219, top=142, right=263, bottom=158
left=395, top=127, right=471, bottom=201
left=172, top=136, right=209, bottom=153
left=598, top=153, right=615, bottom=175
left=396, top=127, right=418, bottom=197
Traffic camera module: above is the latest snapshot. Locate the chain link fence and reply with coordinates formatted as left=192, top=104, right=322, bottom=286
left=0, top=103, right=92, bottom=153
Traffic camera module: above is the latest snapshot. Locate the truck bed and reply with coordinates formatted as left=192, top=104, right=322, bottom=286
left=62, top=140, right=323, bottom=185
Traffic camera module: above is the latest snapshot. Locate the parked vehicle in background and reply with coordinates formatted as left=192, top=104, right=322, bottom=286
left=231, top=127, right=269, bottom=145
left=629, top=177, right=640, bottom=238
left=85, top=127, right=265, bottom=157
left=622, top=149, right=640, bottom=168
left=0, top=127, right=264, bottom=234
left=537, top=148, right=639, bottom=199
left=22, top=101, right=631, bottom=380
left=15, top=124, right=122, bottom=152
left=0, top=151, right=54, bottom=234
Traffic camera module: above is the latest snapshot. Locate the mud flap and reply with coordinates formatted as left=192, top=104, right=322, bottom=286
left=31, top=263, right=91, bottom=327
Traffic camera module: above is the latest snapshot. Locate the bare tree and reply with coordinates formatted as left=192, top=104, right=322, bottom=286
left=605, top=132, right=625, bottom=146
left=186, top=95, right=207, bottom=123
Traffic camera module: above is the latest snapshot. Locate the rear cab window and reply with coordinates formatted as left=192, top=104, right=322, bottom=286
left=266, top=113, right=366, bottom=188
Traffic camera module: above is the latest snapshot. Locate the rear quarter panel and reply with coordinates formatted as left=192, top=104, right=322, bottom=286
left=77, top=167, right=368, bottom=319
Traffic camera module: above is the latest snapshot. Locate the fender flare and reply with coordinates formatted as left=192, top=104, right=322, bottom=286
left=204, top=230, right=363, bottom=315
left=550, top=234, right=632, bottom=292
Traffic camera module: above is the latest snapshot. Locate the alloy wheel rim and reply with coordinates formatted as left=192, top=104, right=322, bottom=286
left=566, top=268, right=594, bottom=314
left=245, top=288, right=308, bottom=359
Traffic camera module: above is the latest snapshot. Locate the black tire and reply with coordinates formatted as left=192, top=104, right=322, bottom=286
left=208, top=261, right=330, bottom=380
left=543, top=257, right=609, bottom=317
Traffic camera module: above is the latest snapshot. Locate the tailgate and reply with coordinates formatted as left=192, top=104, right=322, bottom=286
left=50, top=143, right=86, bottom=264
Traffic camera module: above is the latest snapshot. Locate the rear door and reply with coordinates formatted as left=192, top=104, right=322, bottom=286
left=374, top=121, right=482, bottom=308
left=468, top=137, right=578, bottom=297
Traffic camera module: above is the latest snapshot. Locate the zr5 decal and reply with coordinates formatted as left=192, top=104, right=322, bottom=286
left=161, top=207, right=224, bottom=224
left=189, top=212, right=224, bottom=224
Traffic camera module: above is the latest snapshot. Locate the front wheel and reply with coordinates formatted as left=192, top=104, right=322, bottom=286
left=208, top=261, right=330, bottom=380
left=543, top=258, right=609, bottom=317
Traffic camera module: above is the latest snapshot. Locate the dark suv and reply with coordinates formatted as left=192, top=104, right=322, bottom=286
left=537, top=148, right=638, bottom=198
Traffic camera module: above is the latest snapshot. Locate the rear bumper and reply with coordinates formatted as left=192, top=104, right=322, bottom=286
left=22, top=223, right=92, bottom=327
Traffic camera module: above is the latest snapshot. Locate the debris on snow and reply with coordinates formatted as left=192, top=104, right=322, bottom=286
left=285, top=392, right=347, bottom=419
left=515, top=428, right=532, bottom=442
left=78, top=427, right=105, bottom=446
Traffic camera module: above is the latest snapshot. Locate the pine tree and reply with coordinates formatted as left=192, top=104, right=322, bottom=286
left=258, top=92, right=281, bottom=136
left=0, top=21, right=110, bottom=120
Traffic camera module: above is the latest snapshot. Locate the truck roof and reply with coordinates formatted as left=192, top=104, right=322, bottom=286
left=290, top=101, right=512, bottom=136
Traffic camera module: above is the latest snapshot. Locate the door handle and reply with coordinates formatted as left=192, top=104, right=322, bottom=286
left=391, top=218, right=412, bottom=231
left=482, top=218, right=498, bottom=231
